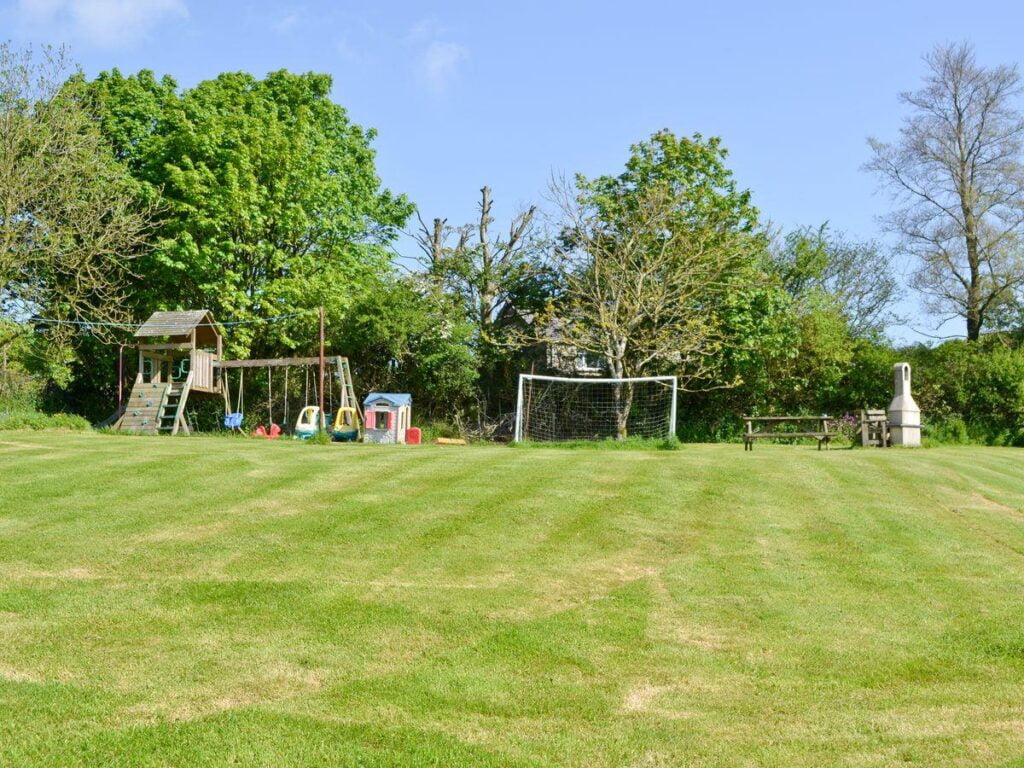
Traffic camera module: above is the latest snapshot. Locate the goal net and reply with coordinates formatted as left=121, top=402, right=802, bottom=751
left=514, top=375, right=677, bottom=442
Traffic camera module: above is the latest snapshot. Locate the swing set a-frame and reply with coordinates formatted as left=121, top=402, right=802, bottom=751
left=114, top=309, right=361, bottom=438
left=221, top=355, right=360, bottom=439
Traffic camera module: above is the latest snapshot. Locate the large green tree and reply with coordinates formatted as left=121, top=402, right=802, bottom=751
left=333, top=274, right=478, bottom=420
left=538, top=131, right=778, bottom=437
left=550, top=131, right=781, bottom=381
left=581, top=130, right=761, bottom=240
left=578, top=131, right=782, bottom=387
left=71, top=68, right=412, bottom=357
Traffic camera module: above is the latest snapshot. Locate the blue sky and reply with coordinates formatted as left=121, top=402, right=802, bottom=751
left=6, top=0, right=1024, bottom=341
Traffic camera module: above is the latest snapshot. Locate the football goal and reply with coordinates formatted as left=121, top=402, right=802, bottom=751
left=514, top=374, right=678, bottom=442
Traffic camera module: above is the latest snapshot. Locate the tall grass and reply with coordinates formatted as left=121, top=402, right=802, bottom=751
left=0, top=402, right=90, bottom=431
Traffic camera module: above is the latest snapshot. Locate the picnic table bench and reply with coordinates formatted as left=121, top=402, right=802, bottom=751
left=743, top=415, right=833, bottom=451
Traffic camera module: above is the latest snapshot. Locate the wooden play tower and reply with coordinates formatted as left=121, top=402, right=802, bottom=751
left=115, top=310, right=226, bottom=435
left=114, top=310, right=360, bottom=436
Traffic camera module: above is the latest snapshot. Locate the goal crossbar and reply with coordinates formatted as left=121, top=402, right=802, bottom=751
left=517, top=374, right=677, bottom=384
left=514, top=374, right=678, bottom=442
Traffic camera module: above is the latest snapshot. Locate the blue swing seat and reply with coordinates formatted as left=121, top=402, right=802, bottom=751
left=224, top=412, right=244, bottom=429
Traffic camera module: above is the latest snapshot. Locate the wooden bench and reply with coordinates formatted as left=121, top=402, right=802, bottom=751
left=743, top=415, right=833, bottom=451
left=859, top=409, right=890, bottom=447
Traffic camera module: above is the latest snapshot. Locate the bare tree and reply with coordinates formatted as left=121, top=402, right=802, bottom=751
left=539, top=177, right=755, bottom=438
left=867, top=42, right=1024, bottom=340
left=0, top=43, right=152, bottom=354
left=472, top=186, right=540, bottom=338
left=413, top=212, right=466, bottom=280
left=414, top=186, right=542, bottom=341
left=413, top=188, right=548, bottom=419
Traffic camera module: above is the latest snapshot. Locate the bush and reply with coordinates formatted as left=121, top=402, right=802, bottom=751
left=306, top=430, right=332, bottom=446
left=0, top=407, right=91, bottom=431
left=924, top=416, right=970, bottom=446
left=907, top=339, right=1024, bottom=445
left=830, top=413, right=860, bottom=446
left=418, top=420, right=464, bottom=442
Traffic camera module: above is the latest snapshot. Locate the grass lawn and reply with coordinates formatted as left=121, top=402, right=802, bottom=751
left=2, top=433, right=1024, bottom=766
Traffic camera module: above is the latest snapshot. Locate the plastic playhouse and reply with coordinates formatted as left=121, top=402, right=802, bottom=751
left=363, top=393, right=418, bottom=444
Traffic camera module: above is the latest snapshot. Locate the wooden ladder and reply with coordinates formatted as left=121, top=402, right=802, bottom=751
left=158, top=372, right=193, bottom=436
left=337, top=357, right=363, bottom=435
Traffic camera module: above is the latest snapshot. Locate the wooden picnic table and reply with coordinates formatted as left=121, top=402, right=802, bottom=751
left=742, top=415, right=833, bottom=451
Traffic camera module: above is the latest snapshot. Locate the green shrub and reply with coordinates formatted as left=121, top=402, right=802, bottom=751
left=0, top=407, right=90, bottom=431
left=418, top=421, right=464, bottom=442
left=306, top=430, right=332, bottom=446
left=908, top=339, right=1024, bottom=445
left=925, top=416, right=970, bottom=446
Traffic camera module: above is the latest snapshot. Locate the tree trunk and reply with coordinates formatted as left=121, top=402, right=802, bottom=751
left=478, top=186, right=495, bottom=333
left=429, top=217, right=445, bottom=277
left=966, top=298, right=982, bottom=341
left=964, top=208, right=982, bottom=341
left=609, top=352, right=631, bottom=440
left=613, top=381, right=634, bottom=440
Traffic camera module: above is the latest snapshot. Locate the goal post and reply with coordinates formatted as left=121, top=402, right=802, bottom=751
left=514, top=373, right=525, bottom=442
left=513, top=374, right=678, bottom=443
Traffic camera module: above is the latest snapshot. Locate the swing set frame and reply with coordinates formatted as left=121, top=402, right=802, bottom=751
left=219, top=356, right=361, bottom=438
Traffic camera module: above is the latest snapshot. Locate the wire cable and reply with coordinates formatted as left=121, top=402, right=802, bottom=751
left=24, top=311, right=313, bottom=330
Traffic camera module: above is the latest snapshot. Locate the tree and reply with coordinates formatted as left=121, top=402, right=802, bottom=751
left=0, top=44, right=152, bottom=387
left=582, top=130, right=761, bottom=241
left=536, top=131, right=771, bottom=438
left=415, top=186, right=546, bottom=340
left=73, top=68, right=412, bottom=357
left=868, top=42, right=1024, bottom=341
left=774, top=224, right=902, bottom=337
left=333, top=274, right=477, bottom=418
left=542, top=175, right=762, bottom=438
left=413, top=186, right=550, bottom=416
